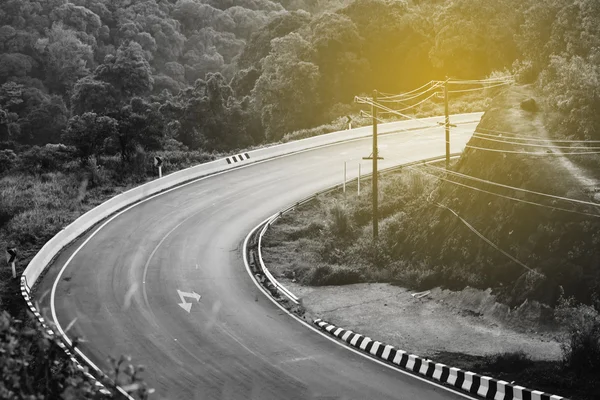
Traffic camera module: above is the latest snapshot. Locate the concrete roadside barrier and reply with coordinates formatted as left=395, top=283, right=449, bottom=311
left=314, top=319, right=567, bottom=400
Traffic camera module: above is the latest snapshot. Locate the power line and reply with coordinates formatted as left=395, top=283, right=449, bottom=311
left=421, top=176, right=540, bottom=275
left=447, top=81, right=513, bottom=93
left=358, top=98, right=435, bottom=123
left=377, top=80, right=437, bottom=98
left=472, top=134, right=600, bottom=150
left=360, top=110, right=385, bottom=123
left=465, top=144, right=600, bottom=155
left=431, top=200, right=540, bottom=275
left=378, top=82, right=444, bottom=103
left=423, top=163, right=600, bottom=209
left=379, top=91, right=439, bottom=114
left=475, top=129, right=600, bottom=144
left=435, top=76, right=515, bottom=85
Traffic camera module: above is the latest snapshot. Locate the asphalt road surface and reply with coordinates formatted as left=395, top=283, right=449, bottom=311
left=38, top=119, right=481, bottom=400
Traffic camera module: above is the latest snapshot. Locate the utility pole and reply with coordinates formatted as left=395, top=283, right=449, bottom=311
left=362, top=91, right=383, bottom=239
left=444, top=79, right=450, bottom=169
left=372, top=90, right=379, bottom=239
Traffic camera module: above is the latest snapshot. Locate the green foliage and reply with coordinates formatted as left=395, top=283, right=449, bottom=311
left=325, top=201, right=355, bottom=240
left=540, top=55, right=600, bottom=140
left=253, top=32, right=321, bottom=141
left=302, top=264, right=364, bottom=286
left=63, top=112, right=117, bottom=162
left=94, top=42, right=153, bottom=101
left=556, top=296, right=600, bottom=375
left=428, top=0, right=521, bottom=78
left=0, top=310, right=110, bottom=399
left=0, top=149, right=17, bottom=174
left=483, top=351, right=534, bottom=373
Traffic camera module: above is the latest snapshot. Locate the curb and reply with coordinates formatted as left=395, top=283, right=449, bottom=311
left=20, top=276, right=129, bottom=399
left=314, top=319, right=566, bottom=400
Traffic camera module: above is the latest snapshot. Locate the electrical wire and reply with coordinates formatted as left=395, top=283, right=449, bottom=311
left=377, top=80, right=437, bottom=98
left=465, top=144, right=600, bottom=155
left=419, top=170, right=540, bottom=275
left=475, top=129, right=600, bottom=144
left=447, top=81, right=513, bottom=93
left=378, top=91, right=439, bottom=115
left=423, top=163, right=600, bottom=209
left=435, top=76, right=515, bottom=85
left=378, top=82, right=445, bottom=103
left=430, top=200, right=540, bottom=275
left=363, top=98, right=438, bottom=124
left=471, top=134, right=600, bottom=150
left=359, top=110, right=385, bottom=123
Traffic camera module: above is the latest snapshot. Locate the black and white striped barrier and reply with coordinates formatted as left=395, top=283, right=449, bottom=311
left=314, top=319, right=566, bottom=400
left=20, top=276, right=113, bottom=397
left=226, top=153, right=250, bottom=164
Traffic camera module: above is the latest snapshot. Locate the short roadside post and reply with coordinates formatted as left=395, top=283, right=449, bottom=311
left=154, top=156, right=163, bottom=178
left=5, top=247, right=17, bottom=279
left=346, top=115, right=352, bottom=130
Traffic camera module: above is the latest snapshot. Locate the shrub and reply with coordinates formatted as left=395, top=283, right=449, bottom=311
left=0, top=149, right=17, bottom=174
left=303, top=264, right=363, bottom=286
left=17, top=145, right=75, bottom=174
left=325, top=201, right=354, bottom=240
left=282, top=121, right=344, bottom=142
left=286, top=221, right=324, bottom=241
left=556, top=297, right=600, bottom=374
left=484, top=351, right=534, bottom=373
left=0, top=310, right=110, bottom=399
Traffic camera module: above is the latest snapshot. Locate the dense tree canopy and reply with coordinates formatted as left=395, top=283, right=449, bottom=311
left=0, top=0, right=597, bottom=159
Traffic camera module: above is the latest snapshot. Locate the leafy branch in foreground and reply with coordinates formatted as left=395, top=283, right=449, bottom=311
left=0, top=309, right=108, bottom=399
left=0, top=308, right=154, bottom=400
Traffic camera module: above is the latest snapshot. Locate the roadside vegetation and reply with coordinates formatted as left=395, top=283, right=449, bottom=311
left=262, top=85, right=600, bottom=398
left=1, top=0, right=599, bottom=398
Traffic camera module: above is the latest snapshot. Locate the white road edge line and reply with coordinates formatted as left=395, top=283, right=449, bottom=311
left=49, top=124, right=480, bottom=398
left=242, top=220, right=476, bottom=400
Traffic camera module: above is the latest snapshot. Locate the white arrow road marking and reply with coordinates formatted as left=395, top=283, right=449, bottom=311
left=177, top=289, right=201, bottom=313
left=411, top=290, right=430, bottom=299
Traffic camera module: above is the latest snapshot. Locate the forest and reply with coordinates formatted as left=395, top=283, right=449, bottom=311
left=0, top=0, right=597, bottom=159
left=1, top=0, right=600, bottom=398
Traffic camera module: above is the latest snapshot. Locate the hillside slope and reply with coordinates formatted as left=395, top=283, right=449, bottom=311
left=264, top=84, right=600, bottom=309
left=418, top=85, right=600, bottom=307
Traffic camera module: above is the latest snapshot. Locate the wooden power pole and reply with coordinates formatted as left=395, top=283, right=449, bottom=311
left=372, top=90, right=379, bottom=239
left=444, top=79, right=450, bottom=169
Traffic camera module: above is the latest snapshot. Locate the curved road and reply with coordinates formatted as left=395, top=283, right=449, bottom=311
left=38, top=120, right=480, bottom=400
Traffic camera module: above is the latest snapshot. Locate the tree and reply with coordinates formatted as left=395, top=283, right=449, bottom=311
left=429, top=0, right=521, bottom=78
left=19, top=94, right=68, bottom=145
left=70, top=76, right=118, bottom=116
left=0, top=53, right=36, bottom=82
left=308, top=12, right=367, bottom=107
left=237, top=10, right=311, bottom=69
left=112, top=97, right=164, bottom=162
left=253, top=33, right=321, bottom=140
left=94, top=41, right=153, bottom=101
left=63, top=112, right=116, bottom=162
left=37, top=23, right=94, bottom=92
